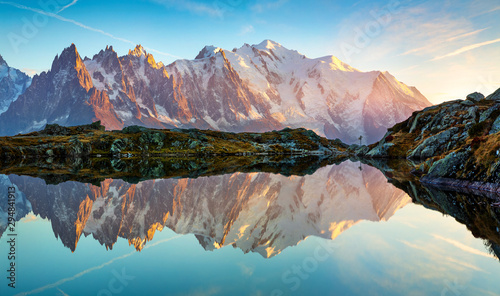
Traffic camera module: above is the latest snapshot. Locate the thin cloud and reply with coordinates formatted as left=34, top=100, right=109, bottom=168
left=14, top=252, right=136, bottom=296
left=444, top=256, right=487, bottom=273
left=398, top=239, right=428, bottom=252
left=402, top=27, right=490, bottom=57
left=488, top=6, right=500, bottom=13
left=56, top=288, right=70, bottom=296
left=239, top=25, right=255, bottom=36
left=0, top=1, right=181, bottom=59
left=473, top=6, right=500, bottom=17
left=14, top=235, right=183, bottom=296
left=432, top=234, right=496, bottom=259
left=57, top=0, right=78, bottom=13
left=446, top=27, right=489, bottom=42
left=399, top=240, right=488, bottom=273
left=400, top=44, right=431, bottom=56
left=431, top=38, right=500, bottom=61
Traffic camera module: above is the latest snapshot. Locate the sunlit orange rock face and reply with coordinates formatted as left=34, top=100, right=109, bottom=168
left=8, top=161, right=410, bottom=257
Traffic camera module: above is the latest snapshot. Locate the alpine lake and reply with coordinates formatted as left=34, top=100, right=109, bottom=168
left=1, top=155, right=500, bottom=296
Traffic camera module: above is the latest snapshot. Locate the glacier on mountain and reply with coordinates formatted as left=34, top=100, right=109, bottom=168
left=0, top=41, right=430, bottom=143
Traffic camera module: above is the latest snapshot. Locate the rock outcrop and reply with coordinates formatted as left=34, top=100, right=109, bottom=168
left=363, top=88, right=500, bottom=191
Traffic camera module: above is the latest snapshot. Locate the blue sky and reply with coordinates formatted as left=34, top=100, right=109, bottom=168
left=0, top=0, right=499, bottom=103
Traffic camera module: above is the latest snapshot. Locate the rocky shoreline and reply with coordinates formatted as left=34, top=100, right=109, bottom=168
left=356, top=88, right=500, bottom=193
left=420, top=176, right=500, bottom=194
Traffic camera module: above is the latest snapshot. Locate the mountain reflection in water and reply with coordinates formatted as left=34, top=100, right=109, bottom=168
left=1, top=161, right=410, bottom=257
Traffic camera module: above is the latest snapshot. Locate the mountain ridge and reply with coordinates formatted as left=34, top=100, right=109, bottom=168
left=0, top=41, right=431, bottom=143
left=0, top=55, right=31, bottom=115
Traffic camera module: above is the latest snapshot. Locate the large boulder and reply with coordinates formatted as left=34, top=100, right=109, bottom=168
left=466, top=92, right=484, bottom=102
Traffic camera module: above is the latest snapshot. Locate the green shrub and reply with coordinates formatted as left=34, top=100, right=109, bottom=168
left=468, top=121, right=488, bottom=137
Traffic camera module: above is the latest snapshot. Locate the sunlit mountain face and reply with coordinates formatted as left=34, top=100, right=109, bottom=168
left=0, top=41, right=430, bottom=144
left=2, top=161, right=409, bottom=257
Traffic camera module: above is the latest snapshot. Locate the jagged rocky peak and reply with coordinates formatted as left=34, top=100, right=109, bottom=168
left=0, top=54, right=6, bottom=66
left=50, top=43, right=93, bottom=92
left=128, top=44, right=162, bottom=69
left=97, top=45, right=117, bottom=57
left=90, top=45, right=121, bottom=71
left=51, top=43, right=85, bottom=72
left=129, top=44, right=147, bottom=57
left=195, top=45, right=223, bottom=59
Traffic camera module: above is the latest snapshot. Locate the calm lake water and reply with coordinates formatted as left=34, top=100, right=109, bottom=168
left=1, top=160, right=499, bottom=296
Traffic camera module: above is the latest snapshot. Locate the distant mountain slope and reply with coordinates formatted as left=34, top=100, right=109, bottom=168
left=0, top=41, right=430, bottom=143
left=0, top=55, right=31, bottom=114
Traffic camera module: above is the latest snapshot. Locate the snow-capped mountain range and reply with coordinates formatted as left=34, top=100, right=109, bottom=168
left=4, top=161, right=410, bottom=257
left=0, top=55, right=31, bottom=115
left=0, top=41, right=430, bottom=143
